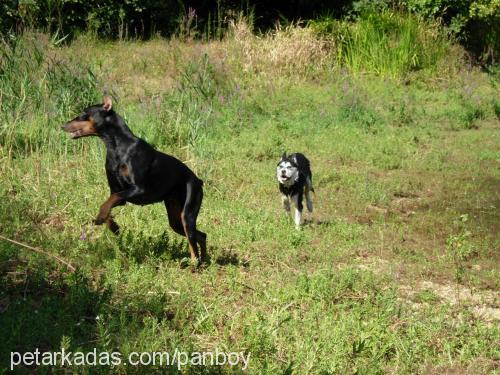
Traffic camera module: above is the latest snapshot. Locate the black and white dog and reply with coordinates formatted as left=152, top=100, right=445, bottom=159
left=276, top=153, right=314, bottom=228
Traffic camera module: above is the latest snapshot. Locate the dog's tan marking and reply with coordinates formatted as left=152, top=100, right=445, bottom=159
left=103, top=96, right=112, bottom=111
left=96, top=193, right=123, bottom=223
left=181, top=211, right=199, bottom=261
left=120, top=165, right=129, bottom=178
left=198, top=234, right=207, bottom=261
left=65, top=117, right=97, bottom=137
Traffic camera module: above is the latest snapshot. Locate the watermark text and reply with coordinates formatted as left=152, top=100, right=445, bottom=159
left=10, top=348, right=251, bottom=371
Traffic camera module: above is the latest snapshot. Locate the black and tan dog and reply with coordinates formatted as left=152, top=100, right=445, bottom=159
left=62, top=96, right=207, bottom=263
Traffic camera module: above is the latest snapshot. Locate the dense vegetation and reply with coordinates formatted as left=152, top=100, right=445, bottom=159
left=1, top=0, right=498, bottom=62
left=0, top=4, right=499, bottom=374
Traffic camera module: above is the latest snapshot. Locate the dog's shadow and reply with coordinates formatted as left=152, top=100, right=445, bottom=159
left=214, top=250, right=241, bottom=266
left=303, top=218, right=333, bottom=227
left=116, top=231, right=246, bottom=268
left=116, top=230, right=189, bottom=263
left=115, top=231, right=251, bottom=269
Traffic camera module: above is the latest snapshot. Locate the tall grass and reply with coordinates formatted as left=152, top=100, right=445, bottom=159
left=228, top=19, right=332, bottom=78
left=151, top=53, right=226, bottom=153
left=0, top=34, right=99, bottom=157
left=0, top=12, right=463, bottom=160
left=311, top=11, right=459, bottom=78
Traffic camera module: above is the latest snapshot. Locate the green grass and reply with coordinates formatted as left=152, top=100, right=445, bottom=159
left=0, top=26, right=499, bottom=374
left=310, top=10, right=459, bottom=78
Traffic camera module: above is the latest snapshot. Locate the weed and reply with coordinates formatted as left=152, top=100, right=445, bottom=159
left=336, top=83, right=383, bottom=132
left=493, top=99, right=500, bottom=119
left=446, top=215, right=477, bottom=285
left=0, top=33, right=99, bottom=158
left=458, top=103, right=486, bottom=129
left=413, top=289, right=441, bottom=304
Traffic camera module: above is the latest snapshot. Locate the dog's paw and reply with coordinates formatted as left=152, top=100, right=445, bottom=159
left=179, top=257, right=202, bottom=269
left=93, top=216, right=106, bottom=225
left=179, top=257, right=191, bottom=269
left=106, top=218, right=120, bottom=234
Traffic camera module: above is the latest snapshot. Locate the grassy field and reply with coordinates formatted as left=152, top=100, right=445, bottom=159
left=0, top=16, right=499, bottom=374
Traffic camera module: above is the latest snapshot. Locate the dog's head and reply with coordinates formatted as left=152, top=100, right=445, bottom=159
left=276, top=153, right=299, bottom=186
left=62, top=96, right=115, bottom=139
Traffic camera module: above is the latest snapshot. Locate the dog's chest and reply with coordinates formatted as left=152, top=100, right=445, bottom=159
left=279, top=182, right=301, bottom=196
left=106, top=154, right=132, bottom=186
left=117, top=164, right=130, bottom=179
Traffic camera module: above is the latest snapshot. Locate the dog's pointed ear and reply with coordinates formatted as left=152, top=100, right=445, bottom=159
left=103, top=96, right=112, bottom=111
left=281, top=152, right=287, bottom=160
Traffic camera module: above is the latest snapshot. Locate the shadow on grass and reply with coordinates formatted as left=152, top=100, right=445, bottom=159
left=304, top=218, right=333, bottom=227
left=0, top=249, right=110, bottom=373
left=215, top=251, right=240, bottom=266
left=117, top=230, right=230, bottom=269
left=117, top=230, right=190, bottom=262
left=215, top=249, right=249, bottom=267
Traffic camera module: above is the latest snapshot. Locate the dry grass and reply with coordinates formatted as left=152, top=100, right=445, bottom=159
left=51, top=19, right=334, bottom=102
left=43, top=15, right=462, bottom=105
left=226, top=19, right=333, bottom=78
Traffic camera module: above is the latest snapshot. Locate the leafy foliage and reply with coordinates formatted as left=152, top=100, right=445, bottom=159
left=1, top=0, right=497, bottom=65
left=402, top=0, right=499, bottom=63
left=0, top=0, right=182, bottom=38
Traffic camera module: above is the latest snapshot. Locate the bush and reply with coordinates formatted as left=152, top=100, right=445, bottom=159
left=311, top=10, right=454, bottom=77
left=403, top=0, right=499, bottom=63
left=0, top=0, right=182, bottom=39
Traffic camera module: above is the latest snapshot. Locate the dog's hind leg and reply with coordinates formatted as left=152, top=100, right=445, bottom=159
left=181, top=179, right=205, bottom=263
left=165, top=199, right=186, bottom=237
left=291, top=193, right=303, bottom=229
left=190, top=182, right=207, bottom=261
left=165, top=191, right=207, bottom=263
left=305, top=176, right=313, bottom=213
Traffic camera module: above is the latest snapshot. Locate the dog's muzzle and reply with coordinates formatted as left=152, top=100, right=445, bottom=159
left=62, top=119, right=97, bottom=139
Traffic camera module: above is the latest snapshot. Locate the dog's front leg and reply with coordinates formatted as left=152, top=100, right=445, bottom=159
left=95, top=192, right=124, bottom=225
left=281, top=194, right=290, bottom=212
left=291, top=193, right=303, bottom=229
left=105, top=217, right=120, bottom=234
left=95, top=186, right=144, bottom=226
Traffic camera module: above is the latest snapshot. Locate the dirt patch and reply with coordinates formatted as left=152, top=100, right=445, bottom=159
left=400, top=280, right=499, bottom=322
left=340, top=257, right=499, bottom=322
left=41, top=214, right=68, bottom=230
left=355, top=256, right=391, bottom=273
left=425, top=361, right=498, bottom=375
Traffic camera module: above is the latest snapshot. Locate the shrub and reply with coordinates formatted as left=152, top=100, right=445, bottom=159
left=332, top=10, right=453, bottom=77
left=403, top=0, right=499, bottom=63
